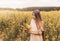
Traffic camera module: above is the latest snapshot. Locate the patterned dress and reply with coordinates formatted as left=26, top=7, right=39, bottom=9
left=30, top=19, right=43, bottom=41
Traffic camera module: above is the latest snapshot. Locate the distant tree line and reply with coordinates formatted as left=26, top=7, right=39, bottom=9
left=16, top=7, right=60, bottom=11
left=0, top=7, right=60, bottom=11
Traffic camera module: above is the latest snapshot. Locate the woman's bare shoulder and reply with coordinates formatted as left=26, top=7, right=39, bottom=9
left=30, top=19, right=34, bottom=23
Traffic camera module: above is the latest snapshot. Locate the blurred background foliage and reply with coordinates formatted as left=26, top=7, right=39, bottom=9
left=0, top=10, right=60, bottom=41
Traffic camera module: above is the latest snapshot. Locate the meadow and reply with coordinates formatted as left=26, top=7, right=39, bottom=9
left=0, top=10, right=60, bottom=41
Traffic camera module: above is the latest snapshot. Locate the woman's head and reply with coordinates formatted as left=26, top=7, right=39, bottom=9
left=32, top=9, right=42, bottom=21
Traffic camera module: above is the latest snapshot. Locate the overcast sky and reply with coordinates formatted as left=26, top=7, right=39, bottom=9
left=0, top=0, right=60, bottom=8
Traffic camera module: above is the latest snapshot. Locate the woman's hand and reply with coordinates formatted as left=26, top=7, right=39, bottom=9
left=25, top=29, right=28, bottom=33
left=38, top=30, right=42, bottom=35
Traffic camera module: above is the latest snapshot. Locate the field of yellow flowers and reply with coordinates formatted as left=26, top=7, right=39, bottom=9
left=0, top=10, right=60, bottom=41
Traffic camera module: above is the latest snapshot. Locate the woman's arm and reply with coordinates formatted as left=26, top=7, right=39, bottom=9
left=40, top=21, right=45, bottom=41
left=25, top=28, right=41, bottom=35
left=40, top=21, right=45, bottom=31
left=29, top=30, right=41, bottom=35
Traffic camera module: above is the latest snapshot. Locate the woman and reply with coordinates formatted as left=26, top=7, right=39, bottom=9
left=29, top=9, right=45, bottom=41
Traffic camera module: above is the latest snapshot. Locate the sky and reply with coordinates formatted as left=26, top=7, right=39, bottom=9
left=0, top=0, right=60, bottom=9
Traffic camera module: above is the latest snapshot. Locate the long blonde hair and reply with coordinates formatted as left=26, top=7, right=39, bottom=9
left=33, top=9, right=42, bottom=29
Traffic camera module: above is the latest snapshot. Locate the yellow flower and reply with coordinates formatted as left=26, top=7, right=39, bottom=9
left=25, top=24, right=31, bottom=30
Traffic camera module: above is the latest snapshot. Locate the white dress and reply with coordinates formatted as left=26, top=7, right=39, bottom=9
left=30, top=19, right=43, bottom=41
